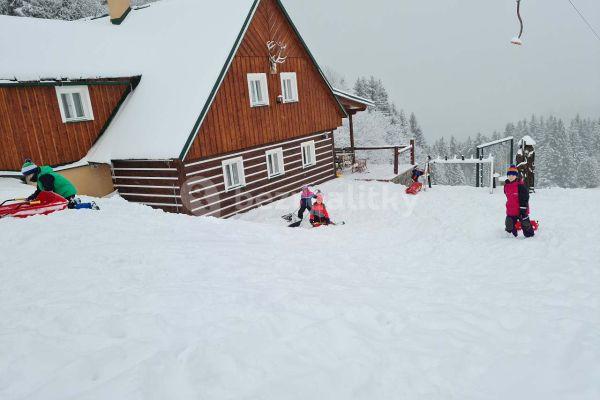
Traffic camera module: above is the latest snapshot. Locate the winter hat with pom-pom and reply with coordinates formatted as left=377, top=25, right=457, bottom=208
left=507, top=165, right=519, bottom=176
left=21, top=159, right=38, bottom=176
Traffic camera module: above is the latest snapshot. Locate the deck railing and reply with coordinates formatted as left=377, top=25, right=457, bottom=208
left=335, top=139, right=415, bottom=175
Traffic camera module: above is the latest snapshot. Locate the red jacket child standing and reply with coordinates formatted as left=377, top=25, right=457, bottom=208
left=504, top=165, right=534, bottom=238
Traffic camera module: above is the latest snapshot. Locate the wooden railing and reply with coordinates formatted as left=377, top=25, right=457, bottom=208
left=335, top=139, right=415, bottom=175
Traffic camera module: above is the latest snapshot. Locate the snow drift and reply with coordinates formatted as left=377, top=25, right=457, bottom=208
left=1, top=177, right=599, bottom=399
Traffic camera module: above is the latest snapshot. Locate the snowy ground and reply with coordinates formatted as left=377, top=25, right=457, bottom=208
left=1, top=177, right=599, bottom=400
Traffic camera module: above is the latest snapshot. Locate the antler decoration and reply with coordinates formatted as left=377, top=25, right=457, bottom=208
left=267, top=41, right=288, bottom=74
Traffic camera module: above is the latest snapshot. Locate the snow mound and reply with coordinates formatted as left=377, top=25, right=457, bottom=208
left=1, top=177, right=599, bottom=399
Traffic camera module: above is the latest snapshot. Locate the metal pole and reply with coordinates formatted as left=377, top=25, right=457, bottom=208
left=510, top=138, right=514, bottom=164
left=475, top=148, right=480, bottom=187
left=489, top=156, right=495, bottom=194
left=394, top=146, right=399, bottom=175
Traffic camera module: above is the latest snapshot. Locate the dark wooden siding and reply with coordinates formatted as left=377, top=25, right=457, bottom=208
left=0, top=83, right=128, bottom=171
left=185, top=0, right=343, bottom=160
left=113, top=131, right=336, bottom=217
left=182, top=131, right=336, bottom=218
left=111, top=159, right=184, bottom=214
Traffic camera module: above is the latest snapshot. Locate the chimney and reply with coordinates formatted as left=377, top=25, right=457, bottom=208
left=107, top=0, right=131, bottom=25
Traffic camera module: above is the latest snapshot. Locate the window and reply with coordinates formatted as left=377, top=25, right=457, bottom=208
left=247, top=73, right=269, bottom=107
left=280, top=72, right=298, bottom=103
left=301, top=140, right=316, bottom=168
left=55, top=86, right=94, bottom=123
left=222, top=157, right=246, bottom=191
left=266, top=148, right=285, bottom=178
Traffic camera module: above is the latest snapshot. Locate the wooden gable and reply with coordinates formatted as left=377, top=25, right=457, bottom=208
left=0, top=81, right=132, bottom=171
left=184, top=0, right=345, bottom=161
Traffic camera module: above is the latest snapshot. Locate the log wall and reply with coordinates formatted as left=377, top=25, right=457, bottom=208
left=0, top=83, right=129, bottom=171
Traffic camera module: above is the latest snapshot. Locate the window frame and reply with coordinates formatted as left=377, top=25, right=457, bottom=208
left=247, top=73, right=270, bottom=107
left=222, top=157, right=246, bottom=191
left=265, top=147, right=285, bottom=179
left=280, top=72, right=299, bottom=103
left=301, top=140, right=317, bottom=169
left=55, top=85, right=94, bottom=123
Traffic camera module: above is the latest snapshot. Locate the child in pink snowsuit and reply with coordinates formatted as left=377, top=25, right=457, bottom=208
left=297, top=185, right=317, bottom=219
left=504, top=165, right=534, bottom=238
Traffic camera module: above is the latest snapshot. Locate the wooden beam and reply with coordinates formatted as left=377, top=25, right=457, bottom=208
left=349, top=113, right=356, bottom=164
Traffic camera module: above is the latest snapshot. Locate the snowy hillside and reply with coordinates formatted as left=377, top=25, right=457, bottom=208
left=1, top=177, right=599, bottom=399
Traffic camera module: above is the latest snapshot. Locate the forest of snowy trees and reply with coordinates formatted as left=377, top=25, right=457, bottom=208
left=429, top=116, right=600, bottom=189
left=326, top=69, right=427, bottom=165
left=0, top=0, right=155, bottom=20
left=326, top=69, right=599, bottom=189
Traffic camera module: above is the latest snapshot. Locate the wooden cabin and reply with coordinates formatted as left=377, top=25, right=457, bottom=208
left=0, top=0, right=365, bottom=217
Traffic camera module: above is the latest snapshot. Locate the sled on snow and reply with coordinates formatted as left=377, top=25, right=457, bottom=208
left=0, top=191, right=68, bottom=219
left=515, top=219, right=539, bottom=231
left=405, top=182, right=423, bottom=195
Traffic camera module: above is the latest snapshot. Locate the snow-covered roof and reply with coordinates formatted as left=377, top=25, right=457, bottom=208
left=332, top=88, right=376, bottom=107
left=518, top=135, right=536, bottom=146
left=0, top=0, right=257, bottom=162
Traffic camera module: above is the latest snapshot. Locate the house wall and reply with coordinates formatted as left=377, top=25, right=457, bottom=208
left=111, top=131, right=336, bottom=217
left=111, top=159, right=184, bottom=213
left=60, top=164, right=115, bottom=197
left=185, top=0, right=344, bottom=160
left=0, top=83, right=129, bottom=171
left=182, top=131, right=335, bottom=218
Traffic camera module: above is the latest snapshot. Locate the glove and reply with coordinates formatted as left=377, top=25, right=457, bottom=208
left=27, top=193, right=37, bottom=201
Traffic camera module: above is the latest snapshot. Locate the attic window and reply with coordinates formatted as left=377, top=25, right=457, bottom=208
left=55, top=86, right=94, bottom=123
left=247, top=73, right=269, bottom=107
left=280, top=72, right=298, bottom=103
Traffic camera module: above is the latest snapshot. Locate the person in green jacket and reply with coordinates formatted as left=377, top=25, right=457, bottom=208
left=21, top=160, right=98, bottom=210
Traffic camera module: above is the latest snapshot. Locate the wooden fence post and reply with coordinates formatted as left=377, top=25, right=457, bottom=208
left=394, top=146, right=399, bottom=175
left=410, top=139, right=415, bottom=165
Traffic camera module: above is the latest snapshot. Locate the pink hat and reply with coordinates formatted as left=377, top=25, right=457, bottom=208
left=316, top=194, right=324, bottom=203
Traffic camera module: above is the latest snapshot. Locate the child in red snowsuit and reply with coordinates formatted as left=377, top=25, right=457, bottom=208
left=504, top=165, right=534, bottom=238
left=309, top=194, right=331, bottom=226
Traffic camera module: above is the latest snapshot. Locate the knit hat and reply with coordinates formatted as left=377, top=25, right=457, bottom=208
left=316, top=194, right=324, bottom=203
left=21, top=159, right=38, bottom=176
left=507, top=165, right=519, bottom=177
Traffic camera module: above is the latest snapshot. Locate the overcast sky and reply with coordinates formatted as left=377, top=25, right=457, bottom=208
left=284, top=0, right=600, bottom=140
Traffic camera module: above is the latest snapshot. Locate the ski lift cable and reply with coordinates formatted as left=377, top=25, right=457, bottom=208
left=566, top=0, right=600, bottom=42
left=511, top=0, right=524, bottom=45
left=516, top=0, right=524, bottom=39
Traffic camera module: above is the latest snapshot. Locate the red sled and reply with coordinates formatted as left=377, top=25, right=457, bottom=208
left=0, top=191, right=68, bottom=219
left=405, top=182, right=423, bottom=195
left=515, top=219, right=539, bottom=231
